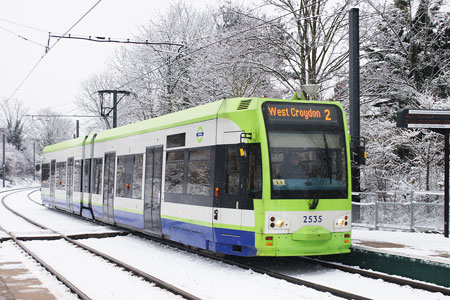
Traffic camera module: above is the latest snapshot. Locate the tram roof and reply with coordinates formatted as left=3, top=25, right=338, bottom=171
left=43, top=98, right=255, bottom=153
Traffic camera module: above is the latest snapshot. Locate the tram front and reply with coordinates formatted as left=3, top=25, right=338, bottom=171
left=258, top=101, right=352, bottom=256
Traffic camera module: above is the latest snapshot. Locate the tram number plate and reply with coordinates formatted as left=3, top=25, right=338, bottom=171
left=303, top=215, right=323, bottom=223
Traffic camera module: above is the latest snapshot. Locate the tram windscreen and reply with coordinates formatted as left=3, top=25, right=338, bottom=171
left=263, top=102, right=348, bottom=199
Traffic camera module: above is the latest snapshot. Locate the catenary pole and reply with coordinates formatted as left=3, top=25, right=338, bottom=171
left=2, top=134, right=5, bottom=187
left=349, top=7, right=361, bottom=222
left=445, top=133, right=449, bottom=237
left=113, top=91, right=117, bottom=128
left=33, top=142, right=35, bottom=181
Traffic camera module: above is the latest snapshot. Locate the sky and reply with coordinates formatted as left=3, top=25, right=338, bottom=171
left=0, top=0, right=212, bottom=116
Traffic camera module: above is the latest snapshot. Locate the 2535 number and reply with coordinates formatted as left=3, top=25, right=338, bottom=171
left=303, top=216, right=323, bottom=223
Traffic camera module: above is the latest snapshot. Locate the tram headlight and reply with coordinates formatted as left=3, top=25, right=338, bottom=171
left=334, top=214, right=351, bottom=229
left=268, top=216, right=289, bottom=230
left=276, top=219, right=285, bottom=228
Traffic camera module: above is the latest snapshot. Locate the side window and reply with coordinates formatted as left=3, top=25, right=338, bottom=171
left=56, top=162, right=66, bottom=190
left=187, top=148, right=211, bottom=196
left=41, top=163, right=50, bottom=188
left=226, top=146, right=240, bottom=195
left=93, top=158, right=103, bottom=195
left=74, top=160, right=82, bottom=192
left=116, top=154, right=143, bottom=199
left=165, top=150, right=185, bottom=194
left=132, top=154, right=143, bottom=199
left=83, top=159, right=91, bottom=193
left=248, top=144, right=262, bottom=198
left=116, top=156, right=126, bottom=197
left=167, top=133, right=185, bottom=148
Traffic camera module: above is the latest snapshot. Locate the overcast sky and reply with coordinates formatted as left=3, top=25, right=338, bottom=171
left=0, top=0, right=212, bottom=115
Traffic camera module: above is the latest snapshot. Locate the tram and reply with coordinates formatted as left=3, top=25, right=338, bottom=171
left=40, top=97, right=352, bottom=256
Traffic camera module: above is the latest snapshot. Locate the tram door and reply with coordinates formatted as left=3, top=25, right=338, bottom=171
left=66, top=157, right=74, bottom=212
left=143, top=146, right=163, bottom=235
left=103, top=152, right=116, bottom=223
left=50, top=160, right=56, bottom=207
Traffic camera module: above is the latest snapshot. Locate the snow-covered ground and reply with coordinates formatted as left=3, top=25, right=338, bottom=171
left=352, top=228, right=450, bottom=265
left=1, top=186, right=449, bottom=299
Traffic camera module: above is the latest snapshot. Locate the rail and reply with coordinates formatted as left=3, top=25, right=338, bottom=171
left=352, top=190, right=447, bottom=232
left=1, top=188, right=201, bottom=300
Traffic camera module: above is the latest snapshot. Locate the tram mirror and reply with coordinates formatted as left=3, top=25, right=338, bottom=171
left=35, top=164, right=41, bottom=172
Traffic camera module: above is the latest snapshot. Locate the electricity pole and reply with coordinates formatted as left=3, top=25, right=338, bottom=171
left=97, top=90, right=130, bottom=128
left=2, top=133, right=5, bottom=188
left=349, top=7, right=362, bottom=223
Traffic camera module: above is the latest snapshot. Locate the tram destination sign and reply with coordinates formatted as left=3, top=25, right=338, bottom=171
left=263, top=102, right=340, bottom=125
left=397, top=108, right=450, bottom=129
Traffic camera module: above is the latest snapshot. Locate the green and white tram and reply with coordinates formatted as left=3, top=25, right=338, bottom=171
left=41, top=97, right=351, bottom=256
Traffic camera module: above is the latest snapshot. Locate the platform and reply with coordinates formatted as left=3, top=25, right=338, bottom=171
left=352, top=228, right=450, bottom=265
left=320, top=228, right=450, bottom=287
left=0, top=242, right=58, bottom=300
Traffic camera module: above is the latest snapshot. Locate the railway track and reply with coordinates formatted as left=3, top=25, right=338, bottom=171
left=21, top=189, right=375, bottom=299
left=7, top=187, right=450, bottom=300
left=0, top=188, right=201, bottom=300
left=132, top=222, right=450, bottom=300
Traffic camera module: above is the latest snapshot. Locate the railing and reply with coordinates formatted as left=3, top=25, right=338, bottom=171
left=352, top=191, right=446, bottom=233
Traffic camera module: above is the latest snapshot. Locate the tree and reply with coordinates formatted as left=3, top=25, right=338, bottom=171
left=76, top=71, right=127, bottom=130
left=111, top=1, right=216, bottom=117
left=361, top=0, right=450, bottom=112
left=257, top=0, right=353, bottom=97
left=27, top=108, right=74, bottom=152
left=356, top=0, right=450, bottom=192
left=0, top=98, right=28, bottom=151
left=186, top=3, right=283, bottom=100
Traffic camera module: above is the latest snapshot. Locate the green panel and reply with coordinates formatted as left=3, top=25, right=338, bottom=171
left=95, top=100, right=225, bottom=143
left=256, top=232, right=351, bottom=256
left=292, top=226, right=332, bottom=241
left=42, top=100, right=226, bottom=153
left=42, top=136, right=87, bottom=154
left=261, top=199, right=351, bottom=212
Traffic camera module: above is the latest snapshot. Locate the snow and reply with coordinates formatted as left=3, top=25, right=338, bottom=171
left=0, top=241, right=79, bottom=300
left=352, top=228, right=450, bottom=264
left=1, top=187, right=449, bottom=300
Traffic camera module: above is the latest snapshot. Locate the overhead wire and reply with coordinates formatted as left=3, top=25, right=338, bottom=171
left=0, top=18, right=49, bottom=33
left=6, top=0, right=103, bottom=101
left=0, top=24, right=48, bottom=48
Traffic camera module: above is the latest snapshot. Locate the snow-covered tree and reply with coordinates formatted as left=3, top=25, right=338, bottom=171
left=256, top=0, right=354, bottom=97
left=361, top=0, right=450, bottom=112
left=356, top=0, right=450, bottom=192
left=27, top=108, right=74, bottom=152
left=0, top=98, right=28, bottom=151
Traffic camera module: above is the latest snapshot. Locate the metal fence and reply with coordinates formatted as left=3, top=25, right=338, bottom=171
left=352, top=191, right=446, bottom=233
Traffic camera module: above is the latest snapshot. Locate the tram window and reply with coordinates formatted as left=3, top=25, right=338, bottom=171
left=226, top=146, right=240, bottom=195
left=132, top=154, right=143, bottom=199
left=167, top=133, right=186, bottom=148
left=116, top=154, right=143, bottom=199
left=187, top=148, right=210, bottom=196
left=116, top=156, right=126, bottom=197
left=165, top=150, right=185, bottom=194
left=41, top=163, right=50, bottom=188
left=74, top=160, right=82, bottom=192
left=92, top=158, right=103, bottom=195
left=56, top=162, right=66, bottom=190
left=83, top=159, right=91, bottom=193
left=248, top=144, right=262, bottom=198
